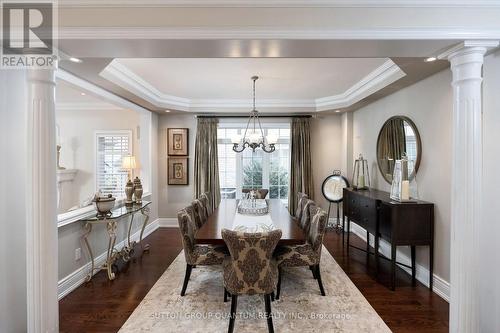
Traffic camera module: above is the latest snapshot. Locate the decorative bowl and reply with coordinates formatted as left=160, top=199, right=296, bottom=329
left=92, top=194, right=116, bottom=216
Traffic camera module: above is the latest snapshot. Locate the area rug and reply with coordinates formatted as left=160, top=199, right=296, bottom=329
left=119, top=247, right=391, bottom=333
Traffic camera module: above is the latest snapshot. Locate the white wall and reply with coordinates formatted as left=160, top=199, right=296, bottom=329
left=158, top=114, right=197, bottom=218
left=351, top=69, right=453, bottom=284
left=311, top=115, right=343, bottom=212
left=479, top=49, right=500, bottom=332
left=56, top=107, right=141, bottom=210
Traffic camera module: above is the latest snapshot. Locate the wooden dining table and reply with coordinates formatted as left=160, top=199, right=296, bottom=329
left=196, top=199, right=305, bottom=245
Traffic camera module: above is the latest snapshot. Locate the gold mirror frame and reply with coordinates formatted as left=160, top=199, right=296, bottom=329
left=376, top=116, right=422, bottom=184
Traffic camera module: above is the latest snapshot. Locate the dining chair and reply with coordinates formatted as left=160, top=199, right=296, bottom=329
left=192, top=198, right=208, bottom=226
left=275, top=206, right=328, bottom=299
left=177, top=208, right=227, bottom=296
left=200, top=192, right=213, bottom=215
left=221, top=229, right=282, bottom=333
left=295, top=192, right=309, bottom=220
left=299, top=199, right=317, bottom=234
left=185, top=204, right=203, bottom=231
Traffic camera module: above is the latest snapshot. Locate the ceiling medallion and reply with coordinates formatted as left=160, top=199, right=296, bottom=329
left=231, top=76, right=277, bottom=153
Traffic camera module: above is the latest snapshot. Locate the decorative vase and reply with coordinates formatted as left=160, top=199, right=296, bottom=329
left=133, top=177, right=143, bottom=204
left=352, top=154, right=370, bottom=190
left=125, top=179, right=135, bottom=206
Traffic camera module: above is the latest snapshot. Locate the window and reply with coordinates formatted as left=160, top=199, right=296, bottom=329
left=95, top=131, right=132, bottom=199
left=217, top=124, right=290, bottom=202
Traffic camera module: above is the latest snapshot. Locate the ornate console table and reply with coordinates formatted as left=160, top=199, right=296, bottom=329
left=79, top=201, right=151, bottom=281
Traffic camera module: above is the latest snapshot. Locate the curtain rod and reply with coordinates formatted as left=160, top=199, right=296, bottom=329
left=195, top=115, right=312, bottom=119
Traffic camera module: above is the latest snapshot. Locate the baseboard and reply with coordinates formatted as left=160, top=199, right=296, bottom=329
left=346, top=221, right=450, bottom=302
left=57, top=219, right=160, bottom=300
left=157, top=217, right=178, bottom=228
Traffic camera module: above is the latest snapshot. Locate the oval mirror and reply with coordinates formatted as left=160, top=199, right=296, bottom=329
left=376, top=116, right=421, bottom=184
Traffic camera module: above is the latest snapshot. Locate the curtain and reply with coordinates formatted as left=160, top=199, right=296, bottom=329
left=288, top=118, right=314, bottom=215
left=194, top=118, right=221, bottom=209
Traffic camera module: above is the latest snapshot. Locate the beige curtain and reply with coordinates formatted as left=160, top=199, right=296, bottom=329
left=288, top=118, right=314, bottom=215
left=379, top=118, right=406, bottom=177
left=194, top=118, right=221, bottom=209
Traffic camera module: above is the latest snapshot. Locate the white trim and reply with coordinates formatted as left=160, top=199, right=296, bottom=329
left=438, top=40, right=500, bottom=59
left=348, top=221, right=450, bottom=302
left=56, top=69, right=151, bottom=115
left=58, top=218, right=160, bottom=299
left=157, top=217, right=179, bottom=227
left=58, top=0, right=500, bottom=8
left=101, top=59, right=405, bottom=112
left=316, top=59, right=406, bottom=111
left=59, top=26, right=500, bottom=40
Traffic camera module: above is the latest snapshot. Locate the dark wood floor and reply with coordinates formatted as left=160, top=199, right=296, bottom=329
left=59, top=228, right=449, bottom=333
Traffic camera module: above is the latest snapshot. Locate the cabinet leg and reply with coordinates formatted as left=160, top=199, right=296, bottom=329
left=347, top=219, right=350, bottom=254
left=391, top=245, right=396, bottom=291
left=374, top=233, right=379, bottom=279
left=411, top=246, right=416, bottom=286
left=342, top=215, right=345, bottom=245
left=429, top=243, right=434, bottom=291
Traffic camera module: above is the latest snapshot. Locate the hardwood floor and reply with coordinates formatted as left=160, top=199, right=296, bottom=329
left=59, top=227, right=449, bottom=333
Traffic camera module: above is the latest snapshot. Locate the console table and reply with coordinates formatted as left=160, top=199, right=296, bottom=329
left=79, top=201, right=151, bottom=281
left=343, top=188, right=434, bottom=291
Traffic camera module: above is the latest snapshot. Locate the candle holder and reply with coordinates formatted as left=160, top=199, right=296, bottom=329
left=390, top=153, right=419, bottom=202
left=352, top=154, right=370, bottom=190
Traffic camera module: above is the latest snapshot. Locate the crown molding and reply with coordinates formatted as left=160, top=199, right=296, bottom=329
left=100, top=58, right=405, bottom=112
left=316, top=59, right=406, bottom=111
left=58, top=26, right=500, bottom=40
left=58, top=0, right=500, bottom=8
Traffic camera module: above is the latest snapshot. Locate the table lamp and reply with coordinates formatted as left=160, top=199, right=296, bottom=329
left=122, top=155, right=137, bottom=206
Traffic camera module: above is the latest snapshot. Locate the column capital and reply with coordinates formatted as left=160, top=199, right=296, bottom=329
left=438, top=40, right=499, bottom=62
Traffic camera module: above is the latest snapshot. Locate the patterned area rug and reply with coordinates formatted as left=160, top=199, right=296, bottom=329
left=119, top=247, right=391, bottom=333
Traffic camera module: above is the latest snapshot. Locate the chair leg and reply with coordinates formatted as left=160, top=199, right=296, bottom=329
left=264, top=294, right=275, bottom=333
left=276, top=267, right=282, bottom=300
left=309, top=265, right=317, bottom=279
left=271, top=291, right=275, bottom=302
left=315, top=265, right=326, bottom=296
left=224, top=288, right=228, bottom=303
left=228, top=294, right=238, bottom=333
left=180, top=264, right=193, bottom=296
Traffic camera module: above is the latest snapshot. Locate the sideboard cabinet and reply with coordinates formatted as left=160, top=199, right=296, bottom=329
left=343, top=188, right=434, bottom=290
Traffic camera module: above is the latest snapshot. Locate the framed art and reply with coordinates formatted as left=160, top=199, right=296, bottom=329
left=167, top=128, right=189, bottom=156
left=168, top=158, right=188, bottom=185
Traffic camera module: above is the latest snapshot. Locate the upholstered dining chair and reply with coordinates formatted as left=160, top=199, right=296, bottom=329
left=185, top=204, right=203, bottom=231
left=200, top=192, right=213, bottom=215
left=241, top=188, right=269, bottom=199
left=295, top=192, right=309, bottom=220
left=275, top=206, right=328, bottom=299
left=299, top=199, right=317, bottom=234
left=192, top=198, right=208, bottom=227
left=221, top=229, right=282, bottom=333
left=177, top=208, right=227, bottom=296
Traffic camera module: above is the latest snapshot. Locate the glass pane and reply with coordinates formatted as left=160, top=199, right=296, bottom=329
left=269, top=186, right=279, bottom=199
left=279, top=186, right=288, bottom=198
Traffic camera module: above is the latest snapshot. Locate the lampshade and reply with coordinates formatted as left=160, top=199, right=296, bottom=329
left=122, top=155, right=137, bottom=169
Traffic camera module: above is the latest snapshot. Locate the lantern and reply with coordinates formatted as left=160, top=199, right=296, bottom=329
left=352, top=154, right=370, bottom=190
left=390, top=153, right=419, bottom=202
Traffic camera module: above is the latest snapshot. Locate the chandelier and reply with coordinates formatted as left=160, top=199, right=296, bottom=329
left=231, top=76, right=278, bottom=153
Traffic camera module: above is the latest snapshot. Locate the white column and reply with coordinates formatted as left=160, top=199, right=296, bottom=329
left=439, top=40, right=499, bottom=333
left=26, top=69, right=59, bottom=333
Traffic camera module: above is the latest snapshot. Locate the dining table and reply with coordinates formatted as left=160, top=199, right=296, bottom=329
left=195, top=199, right=305, bottom=245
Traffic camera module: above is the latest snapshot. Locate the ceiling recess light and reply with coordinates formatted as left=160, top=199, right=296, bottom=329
left=165, top=110, right=171, bottom=113
left=69, top=57, right=82, bottom=63
left=80, top=92, right=86, bottom=96
left=335, top=110, right=341, bottom=113
left=425, top=57, right=437, bottom=62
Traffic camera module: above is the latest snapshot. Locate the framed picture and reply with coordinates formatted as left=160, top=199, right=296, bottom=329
left=167, top=128, right=188, bottom=156
left=168, top=158, right=188, bottom=185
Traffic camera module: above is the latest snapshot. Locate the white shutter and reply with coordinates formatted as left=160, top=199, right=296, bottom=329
left=95, top=131, right=132, bottom=199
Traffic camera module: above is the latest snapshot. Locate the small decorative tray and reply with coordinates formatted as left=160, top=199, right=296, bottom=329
left=237, top=199, right=269, bottom=216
